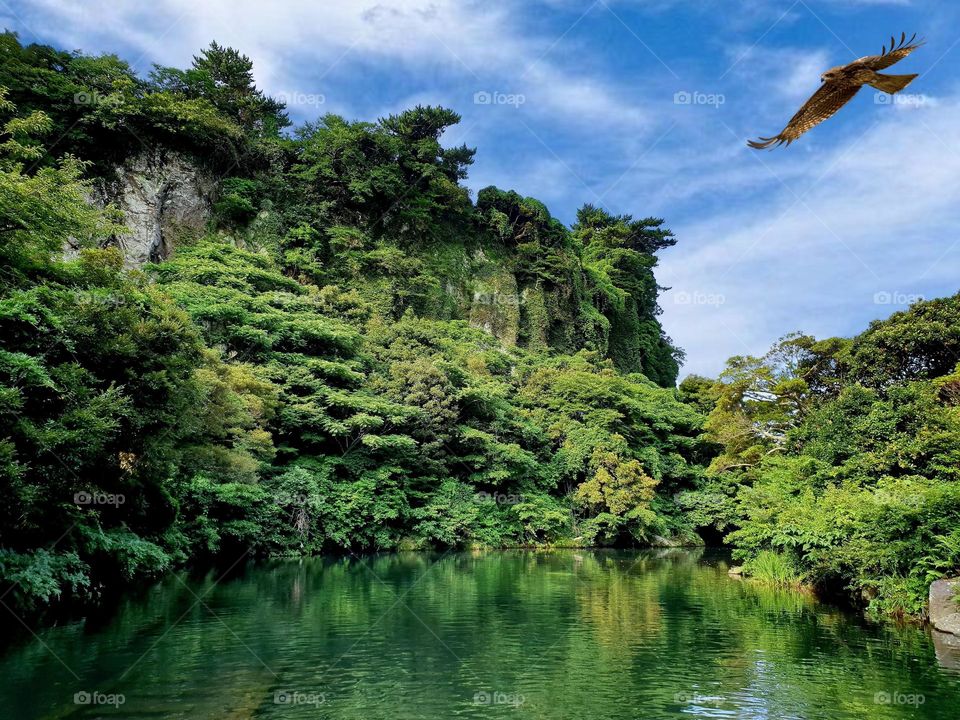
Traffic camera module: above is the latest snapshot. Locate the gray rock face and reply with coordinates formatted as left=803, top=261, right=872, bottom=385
left=932, top=629, right=960, bottom=671
left=89, top=149, right=217, bottom=267
left=929, top=577, right=960, bottom=634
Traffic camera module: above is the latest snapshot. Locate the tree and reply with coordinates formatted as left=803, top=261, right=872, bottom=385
left=678, top=374, right=719, bottom=414
left=847, top=295, right=960, bottom=388
left=152, top=42, right=289, bottom=135
left=576, top=205, right=681, bottom=384
left=0, top=88, right=121, bottom=271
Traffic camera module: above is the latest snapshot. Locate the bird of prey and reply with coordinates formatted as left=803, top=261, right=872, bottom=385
left=748, top=32, right=924, bottom=149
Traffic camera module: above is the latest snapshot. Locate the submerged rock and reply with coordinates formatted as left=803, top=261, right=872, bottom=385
left=932, top=629, right=960, bottom=671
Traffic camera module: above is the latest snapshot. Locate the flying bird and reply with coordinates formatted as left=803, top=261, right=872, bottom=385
left=748, top=32, right=924, bottom=149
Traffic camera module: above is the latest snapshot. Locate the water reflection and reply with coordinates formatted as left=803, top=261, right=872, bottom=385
left=0, top=549, right=957, bottom=719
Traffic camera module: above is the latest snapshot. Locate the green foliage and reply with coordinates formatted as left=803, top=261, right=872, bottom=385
left=0, top=34, right=242, bottom=173
left=575, top=205, right=681, bottom=384
left=846, top=295, right=960, bottom=388
left=696, top=298, right=960, bottom=617
left=0, top=95, right=216, bottom=611
left=152, top=42, right=289, bottom=136
left=277, top=113, right=681, bottom=383
left=410, top=479, right=483, bottom=547
left=290, top=107, right=474, bottom=246
left=0, top=549, right=89, bottom=612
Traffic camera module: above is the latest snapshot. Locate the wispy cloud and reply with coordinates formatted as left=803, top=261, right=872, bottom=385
left=19, top=0, right=653, bottom=133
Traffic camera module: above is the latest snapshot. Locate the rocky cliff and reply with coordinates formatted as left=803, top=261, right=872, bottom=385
left=88, top=149, right=217, bottom=267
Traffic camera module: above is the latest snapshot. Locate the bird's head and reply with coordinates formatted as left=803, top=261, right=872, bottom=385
left=820, top=67, right=843, bottom=83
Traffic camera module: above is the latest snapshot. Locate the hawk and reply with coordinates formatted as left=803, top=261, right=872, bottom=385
left=748, top=32, right=924, bottom=149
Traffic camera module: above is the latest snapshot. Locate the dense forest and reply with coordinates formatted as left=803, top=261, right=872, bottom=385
left=0, top=33, right=958, bottom=621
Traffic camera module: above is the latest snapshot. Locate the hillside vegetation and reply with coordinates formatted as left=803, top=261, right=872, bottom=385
left=0, top=35, right=700, bottom=615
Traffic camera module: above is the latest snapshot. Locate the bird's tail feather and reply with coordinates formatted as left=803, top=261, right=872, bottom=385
left=869, top=73, right=918, bottom=94
left=747, top=136, right=786, bottom=150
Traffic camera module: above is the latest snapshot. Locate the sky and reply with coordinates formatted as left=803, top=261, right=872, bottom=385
left=2, top=0, right=959, bottom=378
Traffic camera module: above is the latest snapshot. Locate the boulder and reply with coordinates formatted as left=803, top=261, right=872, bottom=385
left=929, top=577, right=960, bottom=635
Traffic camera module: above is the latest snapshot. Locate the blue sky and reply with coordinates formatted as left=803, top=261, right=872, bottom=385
left=3, top=0, right=960, bottom=377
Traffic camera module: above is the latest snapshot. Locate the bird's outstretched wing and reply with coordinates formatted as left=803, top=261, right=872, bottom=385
left=748, top=81, right=861, bottom=149
left=860, top=32, right=925, bottom=71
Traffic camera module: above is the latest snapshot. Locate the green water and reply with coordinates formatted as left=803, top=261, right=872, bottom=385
left=2, top=549, right=959, bottom=719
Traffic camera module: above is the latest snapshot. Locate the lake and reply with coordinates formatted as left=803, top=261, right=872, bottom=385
left=2, top=549, right=958, bottom=718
